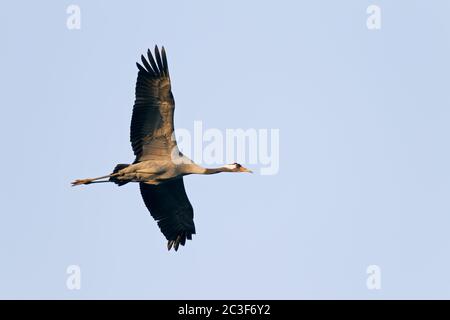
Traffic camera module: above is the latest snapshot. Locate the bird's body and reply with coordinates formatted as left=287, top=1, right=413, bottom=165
left=111, top=159, right=204, bottom=185
left=115, top=160, right=183, bottom=185
left=72, top=46, right=251, bottom=251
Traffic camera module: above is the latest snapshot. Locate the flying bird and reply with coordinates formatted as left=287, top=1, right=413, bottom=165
left=72, top=46, right=252, bottom=251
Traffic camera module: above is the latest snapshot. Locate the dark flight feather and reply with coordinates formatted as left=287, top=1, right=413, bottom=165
left=140, top=55, right=154, bottom=76
left=154, top=45, right=164, bottom=76
left=147, top=49, right=160, bottom=76
left=161, top=47, right=169, bottom=77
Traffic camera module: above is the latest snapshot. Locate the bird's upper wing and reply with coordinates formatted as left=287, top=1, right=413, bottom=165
left=139, top=178, right=196, bottom=250
left=131, top=46, right=178, bottom=162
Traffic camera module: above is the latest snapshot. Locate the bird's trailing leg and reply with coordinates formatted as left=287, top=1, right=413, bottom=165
left=71, top=174, right=117, bottom=186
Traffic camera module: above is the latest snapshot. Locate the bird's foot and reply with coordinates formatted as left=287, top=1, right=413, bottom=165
left=71, top=178, right=93, bottom=186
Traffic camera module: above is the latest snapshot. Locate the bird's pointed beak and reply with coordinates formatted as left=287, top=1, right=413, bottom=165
left=239, top=166, right=253, bottom=173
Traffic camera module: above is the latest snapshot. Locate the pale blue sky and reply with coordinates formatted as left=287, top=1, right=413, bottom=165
left=1, top=1, right=450, bottom=299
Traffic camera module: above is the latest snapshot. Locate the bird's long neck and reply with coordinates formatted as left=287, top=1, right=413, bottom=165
left=202, top=167, right=233, bottom=174
left=181, top=164, right=232, bottom=175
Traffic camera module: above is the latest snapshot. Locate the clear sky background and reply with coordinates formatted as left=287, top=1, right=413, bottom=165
left=1, top=0, right=450, bottom=299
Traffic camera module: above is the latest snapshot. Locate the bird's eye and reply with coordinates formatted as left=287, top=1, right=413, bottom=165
left=235, top=163, right=241, bottom=168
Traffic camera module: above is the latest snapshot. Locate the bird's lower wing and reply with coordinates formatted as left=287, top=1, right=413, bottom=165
left=139, top=178, right=195, bottom=250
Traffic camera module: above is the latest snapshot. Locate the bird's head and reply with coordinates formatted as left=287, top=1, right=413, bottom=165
left=224, top=163, right=253, bottom=173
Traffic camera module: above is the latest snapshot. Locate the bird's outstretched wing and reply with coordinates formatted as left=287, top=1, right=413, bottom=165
left=139, top=178, right=196, bottom=251
left=131, top=46, right=178, bottom=162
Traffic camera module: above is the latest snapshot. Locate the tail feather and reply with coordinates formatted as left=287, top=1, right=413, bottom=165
left=110, top=164, right=130, bottom=186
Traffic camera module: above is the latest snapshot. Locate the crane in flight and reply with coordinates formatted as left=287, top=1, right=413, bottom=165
left=72, top=46, right=252, bottom=251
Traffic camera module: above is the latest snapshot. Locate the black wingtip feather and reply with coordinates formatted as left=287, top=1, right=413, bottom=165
left=138, top=46, right=169, bottom=78
left=174, top=235, right=181, bottom=251
left=161, top=46, right=169, bottom=76
left=154, top=46, right=164, bottom=77
left=140, top=54, right=154, bottom=75
left=136, top=62, right=146, bottom=73
left=147, top=48, right=160, bottom=76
